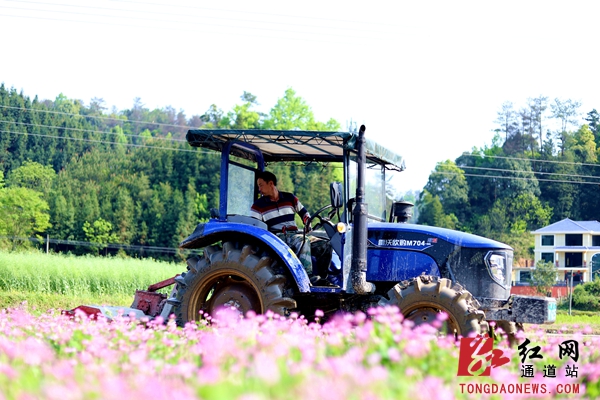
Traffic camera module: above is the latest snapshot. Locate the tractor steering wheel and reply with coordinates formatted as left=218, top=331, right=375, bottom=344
left=305, top=204, right=335, bottom=232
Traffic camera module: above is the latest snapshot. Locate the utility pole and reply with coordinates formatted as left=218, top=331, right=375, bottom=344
left=568, top=271, right=574, bottom=316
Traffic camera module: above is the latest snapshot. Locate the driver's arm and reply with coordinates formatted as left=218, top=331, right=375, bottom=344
left=294, top=196, right=311, bottom=232
left=293, top=197, right=310, bottom=224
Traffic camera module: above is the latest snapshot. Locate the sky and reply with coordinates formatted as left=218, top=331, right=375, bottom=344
left=1, top=0, right=599, bottom=194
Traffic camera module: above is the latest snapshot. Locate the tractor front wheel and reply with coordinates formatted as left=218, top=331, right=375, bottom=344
left=380, top=275, right=485, bottom=337
left=172, top=241, right=296, bottom=326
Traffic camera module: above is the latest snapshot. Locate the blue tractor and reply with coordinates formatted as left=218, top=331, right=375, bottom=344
left=70, top=125, right=556, bottom=338
left=166, top=125, right=555, bottom=337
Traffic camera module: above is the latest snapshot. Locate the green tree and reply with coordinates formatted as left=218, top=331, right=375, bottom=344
left=572, top=278, right=600, bottom=311
left=424, top=160, right=469, bottom=222
left=417, top=190, right=458, bottom=229
left=0, top=187, right=52, bottom=249
left=495, top=101, right=517, bottom=143
left=221, top=92, right=263, bottom=129
left=264, top=88, right=313, bottom=130
left=474, top=192, right=550, bottom=259
left=528, top=95, right=549, bottom=151
left=6, top=160, right=56, bottom=193
left=292, top=164, right=338, bottom=215
left=113, top=187, right=135, bottom=244
left=82, top=218, right=118, bottom=255
left=457, top=137, right=540, bottom=224
left=263, top=88, right=340, bottom=131
left=0, top=86, right=341, bottom=259
left=568, top=124, right=597, bottom=163
left=111, top=125, right=128, bottom=155
left=49, top=193, right=76, bottom=240
left=175, top=182, right=200, bottom=249
left=550, top=98, right=581, bottom=156
left=195, top=193, right=210, bottom=222
left=584, top=109, right=600, bottom=143
left=54, top=93, right=81, bottom=115
left=528, top=260, right=557, bottom=296
left=200, top=104, right=225, bottom=129
left=505, top=193, right=552, bottom=233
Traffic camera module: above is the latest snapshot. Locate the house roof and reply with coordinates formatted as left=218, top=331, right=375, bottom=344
left=532, top=218, right=600, bottom=234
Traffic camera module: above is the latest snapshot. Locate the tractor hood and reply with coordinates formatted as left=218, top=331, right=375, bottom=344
left=367, top=222, right=512, bottom=251
left=365, top=222, right=513, bottom=299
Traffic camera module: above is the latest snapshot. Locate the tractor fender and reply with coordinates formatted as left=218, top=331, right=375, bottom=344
left=180, top=220, right=311, bottom=292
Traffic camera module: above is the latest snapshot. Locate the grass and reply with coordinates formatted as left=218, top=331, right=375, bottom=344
left=0, top=250, right=184, bottom=312
left=0, top=289, right=136, bottom=313
left=546, top=310, right=600, bottom=334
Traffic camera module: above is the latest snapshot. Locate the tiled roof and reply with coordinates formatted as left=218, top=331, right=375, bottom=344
left=533, top=218, right=600, bottom=234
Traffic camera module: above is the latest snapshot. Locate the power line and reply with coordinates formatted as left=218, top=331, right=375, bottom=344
left=0, top=104, right=197, bottom=131
left=432, top=170, right=600, bottom=186
left=0, top=129, right=215, bottom=154
left=106, top=0, right=400, bottom=29
left=459, top=152, right=600, bottom=168
left=4, top=126, right=599, bottom=188
left=5, top=0, right=394, bottom=35
left=0, top=107, right=345, bottom=164
left=6, top=102, right=600, bottom=172
left=1, top=119, right=188, bottom=143
left=442, top=152, right=600, bottom=184
left=5, top=106, right=600, bottom=178
left=2, top=128, right=597, bottom=178
left=1, top=128, right=341, bottom=165
left=0, top=235, right=201, bottom=255
left=0, top=3, right=390, bottom=46
left=7, top=106, right=597, bottom=174
left=458, top=165, right=600, bottom=181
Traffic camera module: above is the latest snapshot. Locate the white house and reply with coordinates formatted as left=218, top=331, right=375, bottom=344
left=521, top=218, right=600, bottom=285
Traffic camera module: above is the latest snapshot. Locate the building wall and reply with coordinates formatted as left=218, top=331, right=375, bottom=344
left=531, top=232, right=596, bottom=283
left=534, top=233, right=564, bottom=265
left=511, top=285, right=570, bottom=299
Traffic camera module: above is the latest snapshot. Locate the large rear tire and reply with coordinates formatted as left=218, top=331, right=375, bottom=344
left=379, top=275, right=485, bottom=337
left=172, top=241, right=296, bottom=326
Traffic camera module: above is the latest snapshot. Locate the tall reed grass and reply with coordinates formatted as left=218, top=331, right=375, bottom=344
left=0, top=251, right=184, bottom=310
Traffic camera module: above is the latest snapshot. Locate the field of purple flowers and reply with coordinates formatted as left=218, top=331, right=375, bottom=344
left=0, top=304, right=598, bottom=399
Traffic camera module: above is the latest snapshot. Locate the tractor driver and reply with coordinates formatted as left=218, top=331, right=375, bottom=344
left=250, top=171, right=323, bottom=283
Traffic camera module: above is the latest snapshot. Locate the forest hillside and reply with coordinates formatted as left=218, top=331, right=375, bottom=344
left=1, top=86, right=597, bottom=261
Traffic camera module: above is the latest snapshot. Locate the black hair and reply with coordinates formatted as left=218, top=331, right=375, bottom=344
left=257, top=171, right=277, bottom=186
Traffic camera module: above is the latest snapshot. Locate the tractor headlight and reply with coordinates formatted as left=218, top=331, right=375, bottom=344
left=485, top=251, right=510, bottom=286
left=336, top=223, right=347, bottom=233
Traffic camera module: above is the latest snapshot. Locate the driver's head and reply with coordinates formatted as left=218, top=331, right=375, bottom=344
left=256, top=171, right=278, bottom=198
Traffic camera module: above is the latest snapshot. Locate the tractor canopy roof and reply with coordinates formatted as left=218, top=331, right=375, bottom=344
left=186, top=129, right=405, bottom=171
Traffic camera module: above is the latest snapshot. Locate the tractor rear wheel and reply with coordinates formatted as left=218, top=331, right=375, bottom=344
left=172, top=241, right=296, bottom=326
left=380, top=275, right=485, bottom=337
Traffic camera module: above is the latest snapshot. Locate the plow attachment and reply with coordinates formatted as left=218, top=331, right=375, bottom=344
left=63, top=275, right=179, bottom=321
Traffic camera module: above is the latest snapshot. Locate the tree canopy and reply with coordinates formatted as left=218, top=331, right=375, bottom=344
left=418, top=96, right=599, bottom=263
left=0, top=85, right=342, bottom=258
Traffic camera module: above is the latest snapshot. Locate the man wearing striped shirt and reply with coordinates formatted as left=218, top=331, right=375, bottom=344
left=250, top=171, right=315, bottom=277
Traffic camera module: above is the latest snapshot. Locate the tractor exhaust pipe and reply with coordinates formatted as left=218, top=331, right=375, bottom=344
left=351, top=125, right=375, bottom=294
